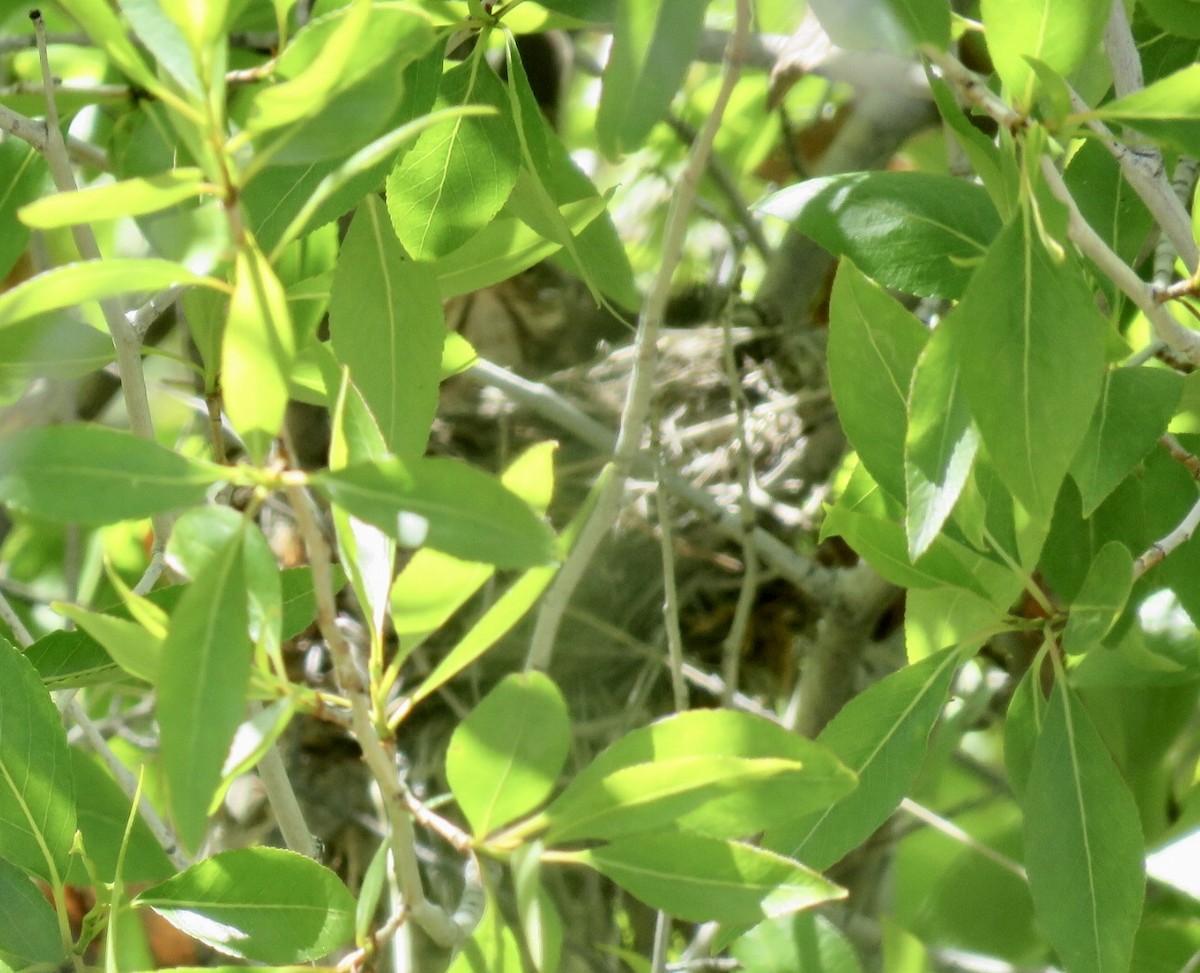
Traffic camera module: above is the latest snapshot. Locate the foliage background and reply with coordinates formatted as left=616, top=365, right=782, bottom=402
left=2, top=1, right=1200, bottom=972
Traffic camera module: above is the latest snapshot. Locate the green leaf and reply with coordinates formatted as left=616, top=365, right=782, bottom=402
left=512, top=845, right=563, bottom=973
left=542, top=710, right=855, bottom=844
left=576, top=834, right=844, bottom=924
left=905, top=319, right=980, bottom=559
left=240, top=0, right=374, bottom=135
left=134, top=847, right=356, bottom=963
left=952, top=217, right=1107, bottom=525
left=314, top=457, right=555, bottom=569
left=24, top=629, right=125, bottom=690
left=0, top=425, right=221, bottom=525
left=0, top=640, right=76, bottom=882
left=503, top=36, right=638, bottom=308
left=1004, top=666, right=1045, bottom=800
left=158, top=528, right=251, bottom=852
left=281, top=566, right=343, bottom=639
left=433, top=195, right=607, bottom=300
left=329, top=376, right=396, bottom=643
left=883, top=0, right=950, bottom=48
left=821, top=506, right=990, bottom=598
left=596, top=0, right=710, bottom=157
left=447, top=891, right=524, bottom=973
left=827, top=261, right=929, bottom=502
left=269, top=106, right=483, bottom=258
left=929, top=76, right=1018, bottom=218
left=766, top=646, right=960, bottom=871
left=980, top=0, right=1108, bottom=106
left=52, top=603, right=161, bottom=683
left=408, top=562, right=558, bottom=703
left=544, top=756, right=830, bottom=844
left=0, top=138, right=47, bottom=280
left=56, top=0, right=176, bottom=103
left=730, top=912, right=863, bottom=973
left=0, top=856, right=63, bottom=965
left=0, top=316, right=116, bottom=381
left=1092, top=63, right=1200, bottom=156
left=808, top=0, right=934, bottom=53
left=167, top=506, right=282, bottom=656
left=447, top=673, right=570, bottom=836
left=18, top=170, right=207, bottom=228
left=758, top=173, right=1000, bottom=299
left=386, top=59, right=520, bottom=259
left=329, top=197, right=444, bottom=458
left=0, top=259, right=215, bottom=328
left=223, top=242, right=295, bottom=464
left=390, top=442, right=557, bottom=647
left=1069, top=367, right=1182, bottom=516
left=68, top=749, right=174, bottom=885
left=120, top=0, right=205, bottom=98
left=1062, top=542, right=1134, bottom=655
left=1023, top=684, right=1145, bottom=972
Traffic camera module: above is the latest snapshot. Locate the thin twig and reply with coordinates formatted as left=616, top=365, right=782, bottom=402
left=0, top=587, right=34, bottom=647
left=899, top=798, right=1027, bottom=881
left=283, top=475, right=465, bottom=947
left=525, top=4, right=750, bottom=669
left=1104, top=0, right=1144, bottom=98
left=129, top=285, right=185, bottom=341
left=718, top=288, right=759, bottom=706
left=1039, top=152, right=1200, bottom=362
left=463, top=356, right=839, bottom=601
left=664, top=113, right=771, bottom=259
left=0, top=100, right=110, bottom=169
left=251, top=702, right=319, bottom=859
left=653, top=466, right=689, bottom=712
left=1133, top=436, right=1200, bottom=577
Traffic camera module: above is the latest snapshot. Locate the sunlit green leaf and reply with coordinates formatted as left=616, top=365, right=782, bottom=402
left=19, top=170, right=208, bottom=228
left=447, top=673, right=570, bottom=836
left=980, top=0, right=1108, bottom=106
left=387, top=59, right=520, bottom=259
left=52, top=603, right=161, bottom=683
left=315, top=457, right=555, bottom=569
left=576, top=834, right=845, bottom=924
left=223, top=242, right=295, bottom=463
left=135, top=847, right=356, bottom=963
left=0, top=425, right=221, bottom=525
left=0, top=259, right=216, bottom=328
left=543, top=710, right=855, bottom=844
left=597, top=0, right=710, bottom=157
left=1092, top=63, right=1200, bottom=155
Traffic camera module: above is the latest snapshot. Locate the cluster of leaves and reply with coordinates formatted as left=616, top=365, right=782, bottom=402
left=4, top=0, right=1200, bottom=971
